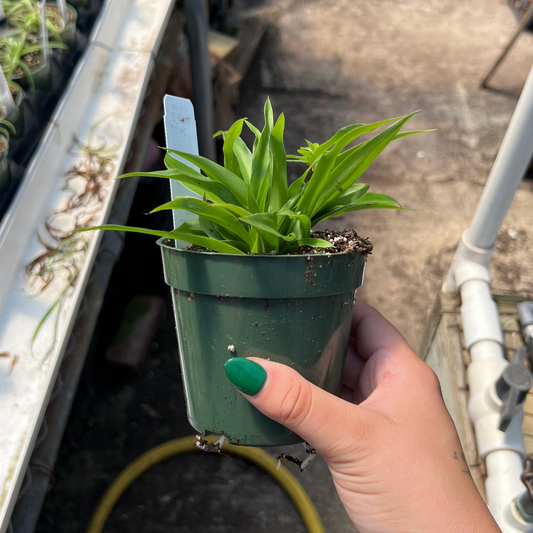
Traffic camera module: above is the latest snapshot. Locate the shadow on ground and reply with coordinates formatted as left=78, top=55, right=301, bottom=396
left=37, top=0, right=533, bottom=531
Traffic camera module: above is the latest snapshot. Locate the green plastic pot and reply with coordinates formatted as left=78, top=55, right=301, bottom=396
left=159, top=238, right=367, bottom=446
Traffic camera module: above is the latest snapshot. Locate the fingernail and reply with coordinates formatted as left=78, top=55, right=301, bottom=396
left=224, top=358, right=267, bottom=396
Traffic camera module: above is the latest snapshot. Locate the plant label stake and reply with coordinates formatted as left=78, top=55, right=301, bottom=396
left=162, top=95, right=201, bottom=232
left=0, top=70, right=15, bottom=118
left=56, top=0, right=68, bottom=24
left=40, top=0, right=49, bottom=65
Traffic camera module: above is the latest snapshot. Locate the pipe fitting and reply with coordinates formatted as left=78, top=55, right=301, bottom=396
left=473, top=412, right=525, bottom=460
left=468, top=358, right=526, bottom=460
left=458, top=230, right=496, bottom=266
left=507, top=496, right=533, bottom=531
left=443, top=230, right=495, bottom=291
left=461, top=288, right=504, bottom=348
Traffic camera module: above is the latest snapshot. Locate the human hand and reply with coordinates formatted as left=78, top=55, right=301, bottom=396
left=224, top=302, right=500, bottom=533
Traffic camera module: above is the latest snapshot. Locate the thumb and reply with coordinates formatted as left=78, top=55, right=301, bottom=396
left=224, top=357, right=368, bottom=457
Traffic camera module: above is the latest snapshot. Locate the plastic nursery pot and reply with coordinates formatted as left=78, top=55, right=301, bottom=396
left=13, top=60, right=52, bottom=92
left=0, top=134, right=10, bottom=192
left=48, top=2, right=78, bottom=51
left=159, top=238, right=367, bottom=446
left=5, top=87, right=24, bottom=139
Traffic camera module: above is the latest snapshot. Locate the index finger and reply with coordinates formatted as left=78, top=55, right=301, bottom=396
left=350, top=301, right=410, bottom=361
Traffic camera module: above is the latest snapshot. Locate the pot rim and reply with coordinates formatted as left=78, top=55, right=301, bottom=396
left=158, top=237, right=367, bottom=298
left=48, top=2, right=79, bottom=24
left=12, top=57, right=51, bottom=81
left=157, top=237, right=368, bottom=260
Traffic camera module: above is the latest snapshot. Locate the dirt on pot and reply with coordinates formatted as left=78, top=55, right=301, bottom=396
left=0, top=137, right=8, bottom=156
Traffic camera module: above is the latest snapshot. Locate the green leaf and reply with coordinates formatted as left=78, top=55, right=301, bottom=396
left=287, top=167, right=311, bottom=198
left=233, top=137, right=252, bottom=184
left=249, top=100, right=273, bottom=210
left=222, top=118, right=246, bottom=178
left=245, top=120, right=261, bottom=151
left=302, top=123, right=363, bottom=163
left=296, top=149, right=337, bottom=216
left=353, top=192, right=401, bottom=206
left=278, top=206, right=311, bottom=239
left=175, top=219, right=207, bottom=236
left=315, top=111, right=418, bottom=213
left=319, top=183, right=369, bottom=210
left=150, top=197, right=249, bottom=243
left=118, top=169, right=239, bottom=205
left=75, top=225, right=246, bottom=254
left=269, top=113, right=288, bottom=211
left=394, top=129, right=436, bottom=140
left=297, top=238, right=334, bottom=248
left=290, top=116, right=404, bottom=168
left=199, top=216, right=239, bottom=242
left=312, top=192, right=404, bottom=225
left=332, top=128, right=432, bottom=171
left=164, top=148, right=248, bottom=208
left=211, top=203, right=252, bottom=218
left=221, top=240, right=250, bottom=253
left=240, top=213, right=297, bottom=242
left=163, top=152, right=202, bottom=175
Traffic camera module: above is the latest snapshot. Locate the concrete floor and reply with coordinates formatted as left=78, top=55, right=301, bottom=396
left=235, top=0, right=533, bottom=349
left=36, top=1, right=533, bottom=532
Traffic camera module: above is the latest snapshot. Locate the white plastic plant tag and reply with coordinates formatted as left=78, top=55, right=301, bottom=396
left=163, top=95, right=201, bottom=232
left=56, top=0, right=68, bottom=23
left=40, top=0, right=49, bottom=64
left=0, top=69, right=15, bottom=118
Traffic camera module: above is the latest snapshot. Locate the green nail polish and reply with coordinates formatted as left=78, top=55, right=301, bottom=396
left=224, top=358, right=267, bottom=395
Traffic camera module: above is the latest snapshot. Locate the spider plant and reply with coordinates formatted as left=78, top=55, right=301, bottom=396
left=0, top=28, right=66, bottom=87
left=80, top=99, right=430, bottom=255
left=7, top=0, right=65, bottom=42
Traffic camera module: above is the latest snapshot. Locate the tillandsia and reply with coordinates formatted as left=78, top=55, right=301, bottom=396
left=78, top=99, right=431, bottom=254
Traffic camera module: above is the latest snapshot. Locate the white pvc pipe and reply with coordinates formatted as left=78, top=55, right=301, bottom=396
left=486, top=450, right=526, bottom=528
left=468, top=62, right=533, bottom=249
left=460, top=273, right=528, bottom=532
left=442, top=45, right=533, bottom=533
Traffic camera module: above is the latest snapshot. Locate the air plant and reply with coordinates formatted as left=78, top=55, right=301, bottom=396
left=79, top=99, right=430, bottom=254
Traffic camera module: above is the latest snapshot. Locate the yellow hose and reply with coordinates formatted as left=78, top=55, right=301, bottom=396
left=86, top=435, right=325, bottom=533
